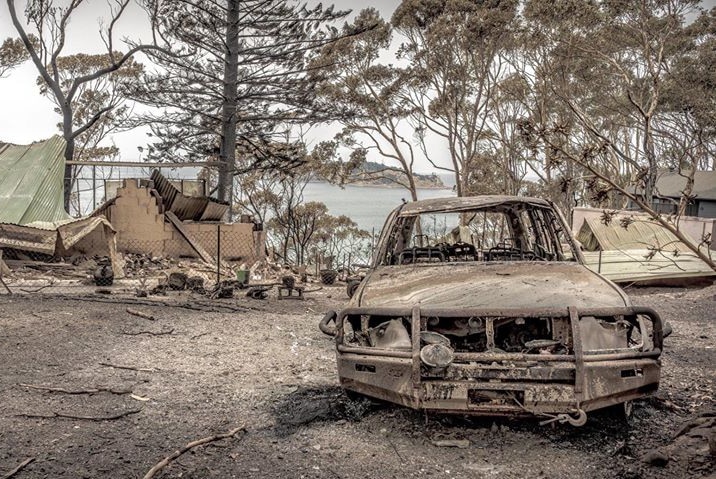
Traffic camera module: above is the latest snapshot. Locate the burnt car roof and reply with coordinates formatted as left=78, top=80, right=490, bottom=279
left=397, top=195, right=551, bottom=216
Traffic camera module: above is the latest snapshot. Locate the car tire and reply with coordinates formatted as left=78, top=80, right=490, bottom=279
left=605, top=400, right=633, bottom=425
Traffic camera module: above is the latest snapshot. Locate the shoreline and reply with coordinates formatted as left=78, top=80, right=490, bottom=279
left=307, top=180, right=453, bottom=191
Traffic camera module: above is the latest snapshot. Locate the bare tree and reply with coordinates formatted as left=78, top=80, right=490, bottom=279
left=7, top=0, right=169, bottom=212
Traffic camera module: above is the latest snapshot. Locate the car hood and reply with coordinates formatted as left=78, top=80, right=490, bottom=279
left=353, top=262, right=629, bottom=310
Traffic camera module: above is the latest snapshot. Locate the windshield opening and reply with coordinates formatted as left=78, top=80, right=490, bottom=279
left=379, top=204, right=577, bottom=265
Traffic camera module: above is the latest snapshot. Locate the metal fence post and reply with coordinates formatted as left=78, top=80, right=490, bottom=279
left=216, top=223, right=221, bottom=285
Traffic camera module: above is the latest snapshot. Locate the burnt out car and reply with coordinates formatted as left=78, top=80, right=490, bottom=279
left=320, top=196, right=665, bottom=426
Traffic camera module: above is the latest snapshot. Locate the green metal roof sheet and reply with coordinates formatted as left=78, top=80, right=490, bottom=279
left=0, top=135, right=71, bottom=226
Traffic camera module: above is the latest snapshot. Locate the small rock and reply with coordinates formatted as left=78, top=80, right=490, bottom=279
left=642, top=450, right=669, bottom=467
left=490, top=422, right=499, bottom=433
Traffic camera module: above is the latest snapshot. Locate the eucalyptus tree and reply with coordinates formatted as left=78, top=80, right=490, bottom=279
left=7, top=0, right=169, bottom=212
left=0, top=36, right=33, bottom=77
left=130, top=0, right=353, bottom=210
left=525, top=0, right=704, bottom=203
left=518, top=0, right=716, bottom=271
left=391, top=0, right=520, bottom=197
left=312, top=8, right=423, bottom=201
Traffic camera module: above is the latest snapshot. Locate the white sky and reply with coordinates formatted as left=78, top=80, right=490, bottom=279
left=1, top=0, right=714, bottom=174
left=0, top=1, right=406, bottom=165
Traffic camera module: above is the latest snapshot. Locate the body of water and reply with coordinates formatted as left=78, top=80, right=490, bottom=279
left=73, top=167, right=456, bottom=234
left=302, top=182, right=456, bottom=233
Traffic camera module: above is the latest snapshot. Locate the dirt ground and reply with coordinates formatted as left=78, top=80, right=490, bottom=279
left=0, top=282, right=714, bottom=479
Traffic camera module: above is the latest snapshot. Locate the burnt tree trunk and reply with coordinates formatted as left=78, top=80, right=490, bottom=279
left=218, top=0, right=240, bottom=219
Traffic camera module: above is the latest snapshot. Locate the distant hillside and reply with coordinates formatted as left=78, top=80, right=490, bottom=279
left=346, top=161, right=447, bottom=189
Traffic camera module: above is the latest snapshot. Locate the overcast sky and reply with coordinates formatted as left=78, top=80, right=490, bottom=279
left=0, top=1, right=402, bottom=165
left=0, top=0, right=713, bottom=174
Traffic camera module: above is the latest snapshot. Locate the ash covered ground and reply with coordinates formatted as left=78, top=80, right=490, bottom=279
left=0, top=284, right=713, bottom=478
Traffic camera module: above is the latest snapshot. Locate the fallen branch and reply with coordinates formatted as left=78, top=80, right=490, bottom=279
left=99, top=362, right=158, bottom=373
left=18, top=383, right=132, bottom=395
left=50, top=295, right=256, bottom=313
left=2, top=457, right=35, bottom=479
left=143, top=426, right=246, bottom=479
left=19, top=284, right=54, bottom=293
left=122, top=328, right=174, bottom=336
left=126, top=308, right=156, bottom=321
left=16, top=409, right=141, bottom=421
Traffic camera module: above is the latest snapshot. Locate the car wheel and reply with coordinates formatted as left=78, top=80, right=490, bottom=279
left=605, top=400, right=633, bottom=425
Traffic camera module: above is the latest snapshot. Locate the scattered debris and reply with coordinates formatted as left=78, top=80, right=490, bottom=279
left=168, top=271, right=188, bottom=290
left=99, top=362, right=158, bottom=373
left=646, top=410, right=716, bottom=473
left=278, top=284, right=304, bottom=300
left=186, top=275, right=205, bottom=292
left=208, top=281, right=234, bottom=299
left=431, top=439, right=470, bottom=448
left=246, top=286, right=270, bottom=300
left=0, top=250, right=12, bottom=295
left=320, top=269, right=338, bottom=285
left=94, top=263, right=114, bottom=286
left=18, top=282, right=54, bottom=293
left=122, top=328, right=174, bottom=336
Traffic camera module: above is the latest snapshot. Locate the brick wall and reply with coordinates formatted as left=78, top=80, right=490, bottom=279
left=107, top=179, right=265, bottom=263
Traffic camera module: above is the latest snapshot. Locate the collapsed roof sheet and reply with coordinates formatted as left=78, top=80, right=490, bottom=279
left=150, top=169, right=228, bottom=221
left=0, top=216, right=114, bottom=255
left=577, top=215, right=696, bottom=253
left=0, top=135, right=71, bottom=226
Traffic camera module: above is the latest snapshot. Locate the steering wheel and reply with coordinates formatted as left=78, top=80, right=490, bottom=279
left=532, top=243, right=552, bottom=261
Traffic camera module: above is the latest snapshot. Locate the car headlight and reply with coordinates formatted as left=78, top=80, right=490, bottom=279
left=420, top=343, right=454, bottom=368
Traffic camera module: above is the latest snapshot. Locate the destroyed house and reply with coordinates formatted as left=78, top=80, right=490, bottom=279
left=94, top=170, right=265, bottom=265
left=0, top=136, right=121, bottom=275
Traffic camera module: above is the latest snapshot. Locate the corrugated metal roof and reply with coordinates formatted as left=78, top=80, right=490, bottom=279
left=150, top=169, right=228, bottom=221
left=577, top=216, right=697, bottom=252
left=583, top=250, right=716, bottom=283
left=0, top=135, right=71, bottom=227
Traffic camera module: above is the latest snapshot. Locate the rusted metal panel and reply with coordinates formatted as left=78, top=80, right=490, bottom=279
left=150, top=170, right=228, bottom=221
left=352, top=262, right=630, bottom=310
left=397, top=196, right=551, bottom=216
